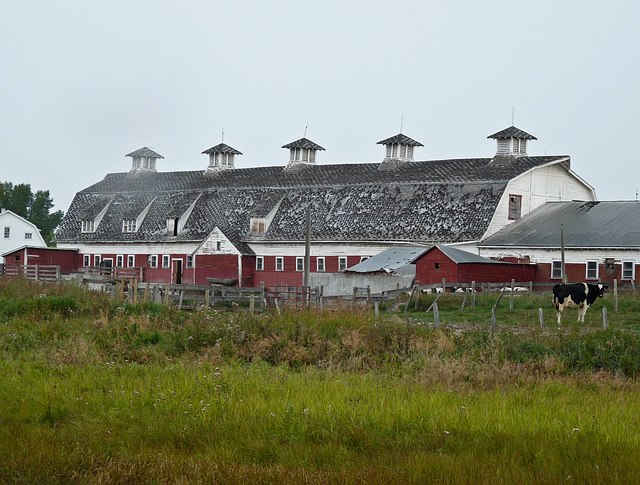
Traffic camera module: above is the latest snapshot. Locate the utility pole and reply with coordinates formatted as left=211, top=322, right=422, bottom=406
left=561, top=224, right=567, bottom=284
left=303, top=208, right=311, bottom=287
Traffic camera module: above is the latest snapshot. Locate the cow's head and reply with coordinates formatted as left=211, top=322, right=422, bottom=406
left=597, top=283, right=607, bottom=297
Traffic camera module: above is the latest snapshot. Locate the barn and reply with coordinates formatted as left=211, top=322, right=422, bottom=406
left=53, top=125, right=596, bottom=289
left=1, top=246, right=79, bottom=274
left=0, top=209, right=47, bottom=263
left=478, top=201, right=640, bottom=286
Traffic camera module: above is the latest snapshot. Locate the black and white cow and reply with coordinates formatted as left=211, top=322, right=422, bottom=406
left=552, top=283, right=606, bottom=325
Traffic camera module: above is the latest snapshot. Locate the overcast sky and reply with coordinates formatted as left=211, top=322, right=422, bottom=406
left=2, top=1, right=639, bottom=214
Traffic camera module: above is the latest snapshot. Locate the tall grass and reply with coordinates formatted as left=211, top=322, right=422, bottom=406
left=1, top=277, right=640, bottom=483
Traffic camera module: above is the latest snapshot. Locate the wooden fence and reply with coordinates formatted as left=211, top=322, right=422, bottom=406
left=2, top=264, right=60, bottom=281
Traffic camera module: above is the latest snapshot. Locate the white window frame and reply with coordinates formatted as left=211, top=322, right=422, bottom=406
left=3, top=226, right=10, bottom=238
left=551, top=260, right=562, bottom=279
left=83, top=255, right=90, bottom=267
left=94, top=255, right=101, bottom=267
left=162, top=255, right=170, bottom=268
left=149, top=255, right=158, bottom=268
left=256, top=256, right=264, bottom=271
left=25, top=232, right=32, bottom=240
left=275, top=257, right=284, bottom=272
left=81, top=219, right=95, bottom=233
left=622, top=261, right=635, bottom=280
left=186, top=255, right=194, bottom=269
left=116, top=255, right=124, bottom=267
left=586, top=260, right=598, bottom=280
left=127, top=255, right=135, bottom=268
left=296, top=257, right=304, bottom=272
left=122, top=219, right=137, bottom=233
left=316, top=257, right=325, bottom=272
left=339, top=256, right=348, bottom=271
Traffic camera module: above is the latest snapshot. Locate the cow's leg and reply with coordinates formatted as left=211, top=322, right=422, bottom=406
left=556, top=305, right=563, bottom=326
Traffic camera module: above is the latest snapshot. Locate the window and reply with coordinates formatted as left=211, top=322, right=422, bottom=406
left=586, top=260, right=598, bottom=279
left=623, top=261, right=635, bottom=280
left=186, top=255, right=194, bottom=269
left=339, top=257, right=348, bottom=271
left=508, top=194, right=522, bottom=220
left=250, top=218, right=266, bottom=234
left=81, top=219, right=95, bottom=233
left=149, top=255, right=158, bottom=268
left=94, top=255, right=101, bottom=267
left=162, top=255, right=170, bottom=268
left=316, top=257, right=325, bottom=272
left=360, top=256, right=370, bottom=262
left=116, top=255, right=124, bottom=267
left=3, top=227, right=10, bottom=238
left=127, top=255, right=135, bottom=268
left=167, top=218, right=179, bottom=236
left=83, top=255, right=90, bottom=267
left=275, top=257, right=284, bottom=271
left=216, top=241, right=222, bottom=251
left=122, top=219, right=137, bottom=233
left=24, top=232, right=32, bottom=240
left=256, top=256, right=264, bottom=271
left=552, top=260, right=562, bottom=279
left=296, top=257, right=304, bottom=272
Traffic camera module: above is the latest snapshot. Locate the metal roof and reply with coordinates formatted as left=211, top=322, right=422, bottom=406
left=126, top=147, right=164, bottom=158
left=376, top=133, right=424, bottom=146
left=479, top=201, right=640, bottom=248
left=345, top=246, right=430, bottom=273
left=435, top=244, right=502, bottom=264
left=487, top=126, right=537, bottom=140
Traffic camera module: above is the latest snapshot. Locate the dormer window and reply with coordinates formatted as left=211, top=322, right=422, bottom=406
left=81, top=219, right=95, bottom=233
left=122, top=219, right=137, bottom=233
left=203, top=143, right=242, bottom=173
left=488, top=126, right=537, bottom=157
left=126, top=147, right=163, bottom=173
left=251, top=217, right=266, bottom=235
left=167, top=217, right=179, bottom=236
left=282, top=137, right=325, bottom=168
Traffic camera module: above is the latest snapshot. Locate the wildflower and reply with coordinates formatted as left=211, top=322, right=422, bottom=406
left=444, top=430, right=450, bottom=435
left=270, top=413, right=276, bottom=418
left=302, top=408, right=309, bottom=416
left=572, top=428, right=580, bottom=433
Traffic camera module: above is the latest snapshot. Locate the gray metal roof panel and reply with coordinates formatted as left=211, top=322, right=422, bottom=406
left=480, top=201, right=640, bottom=248
left=345, top=246, right=430, bottom=273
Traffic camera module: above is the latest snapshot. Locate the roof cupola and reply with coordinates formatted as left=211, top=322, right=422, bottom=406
left=202, top=143, right=242, bottom=174
left=377, top=133, right=423, bottom=170
left=487, top=126, right=536, bottom=157
left=282, top=137, right=324, bottom=169
left=126, top=147, right=163, bottom=173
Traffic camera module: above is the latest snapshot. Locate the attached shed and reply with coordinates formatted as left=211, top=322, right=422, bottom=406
left=1, top=246, right=80, bottom=274
left=415, top=245, right=536, bottom=286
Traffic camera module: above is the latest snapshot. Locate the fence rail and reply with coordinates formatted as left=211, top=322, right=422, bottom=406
left=2, top=264, right=60, bottom=281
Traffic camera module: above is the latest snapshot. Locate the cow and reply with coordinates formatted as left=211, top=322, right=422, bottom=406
left=552, top=282, right=607, bottom=325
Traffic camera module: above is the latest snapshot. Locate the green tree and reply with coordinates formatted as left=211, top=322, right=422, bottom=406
left=0, top=182, right=64, bottom=246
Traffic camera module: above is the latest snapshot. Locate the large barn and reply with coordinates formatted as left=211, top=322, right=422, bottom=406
left=53, top=126, right=596, bottom=287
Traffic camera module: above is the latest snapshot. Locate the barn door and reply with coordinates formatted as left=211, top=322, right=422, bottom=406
left=172, top=259, right=183, bottom=284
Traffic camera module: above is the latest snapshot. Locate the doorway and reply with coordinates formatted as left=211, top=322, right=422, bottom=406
left=172, top=259, right=183, bottom=284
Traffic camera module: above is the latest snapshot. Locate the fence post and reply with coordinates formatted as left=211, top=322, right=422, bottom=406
left=603, top=307, right=608, bottom=330
left=367, top=285, right=371, bottom=304
left=144, top=282, right=149, bottom=301
left=433, top=302, right=440, bottom=329
left=539, top=308, right=544, bottom=329
left=374, top=301, right=379, bottom=318
left=34, top=265, right=39, bottom=282
left=205, top=289, right=210, bottom=308
left=133, top=279, right=138, bottom=305
left=352, top=287, right=357, bottom=312
left=178, top=291, right=184, bottom=310
left=471, top=281, right=476, bottom=310
left=164, top=285, right=170, bottom=305
left=250, top=295, right=255, bottom=314
left=442, top=278, right=446, bottom=293
left=510, top=279, right=515, bottom=310
left=614, top=279, right=618, bottom=312
left=460, top=289, right=467, bottom=313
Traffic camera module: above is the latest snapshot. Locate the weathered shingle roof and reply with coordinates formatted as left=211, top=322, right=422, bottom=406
left=126, top=147, right=164, bottom=158
left=281, top=138, right=325, bottom=150
left=487, top=126, right=537, bottom=140
left=479, top=201, right=640, bottom=248
left=377, top=133, right=424, bottom=146
left=55, top=155, right=568, bottom=253
left=202, top=143, right=242, bottom=155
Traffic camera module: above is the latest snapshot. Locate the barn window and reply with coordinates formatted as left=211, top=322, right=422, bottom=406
left=296, top=257, right=304, bottom=272
left=83, top=255, right=90, bottom=267
left=4, top=226, right=11, bottom=238
left=162, top=255, right=170, bottom=268
left=127, top=255, right=135, bottom=268
left=256, top=256, right=264, bottom=271
left=623, top=261, right=635, bottom=280
left=435, top=263, right=440, bottom=269
left=552, top=260, right=562, bottom=279
left=338, top=257, right=348, bottom=271
left=508, top=194, right=522, bottom=220
left=586, top=261, right=598, bottom=279
left=275, top=257, right=284, bottom=271
left=317, top=257, right=325, bottom=272
left=94, top=255, right=101, bottom=267
left=250, top=218, right=266, bottom=234
left=25, top=232, right=32, bottom=240
left=187, top=255, right=194, bottom=269
left=149, top=255, right=158, bottom=268
left=116, top=255, right=124, bottom=267
left=81, top=219, right=95, bottom=233
left=122, top=219, right=137, bottom=233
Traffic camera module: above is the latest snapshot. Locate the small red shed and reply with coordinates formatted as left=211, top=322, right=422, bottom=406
left=415, top=245, right=536, bottom=286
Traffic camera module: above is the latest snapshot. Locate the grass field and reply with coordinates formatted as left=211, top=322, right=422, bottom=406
left=1, top=277, right=639, bottom=484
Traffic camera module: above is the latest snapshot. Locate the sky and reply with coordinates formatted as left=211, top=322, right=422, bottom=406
left=2, top=1, right=640, bottom=214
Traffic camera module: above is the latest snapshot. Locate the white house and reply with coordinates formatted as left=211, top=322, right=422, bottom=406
left=0, top=209, right=47, bottom=263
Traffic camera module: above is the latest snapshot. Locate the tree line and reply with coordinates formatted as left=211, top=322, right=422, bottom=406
left=0, top=182, right=64, bottom=245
